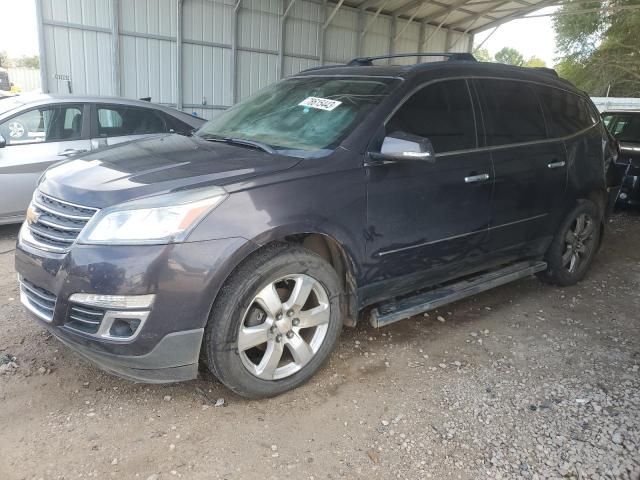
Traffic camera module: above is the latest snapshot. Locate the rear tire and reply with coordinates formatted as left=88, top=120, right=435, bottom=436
left=204, top=243, right=343, bottom=398
left=537, top=200, right=601, bottom=286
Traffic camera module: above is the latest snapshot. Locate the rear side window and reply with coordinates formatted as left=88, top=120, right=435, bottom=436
left=476, top=79, right=546, bottom=146
left=533, top=86, right=594, bottom=137
left=386, top=79, right=476, bottom=153
left=97, top=105, right=166, bottom=137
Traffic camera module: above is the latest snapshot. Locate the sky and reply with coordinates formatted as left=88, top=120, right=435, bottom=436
left=0, top=0, right=39, bottom=57
left=474, top=6, right=560, bottom=67
left=0, top=1, right=559, bottom=66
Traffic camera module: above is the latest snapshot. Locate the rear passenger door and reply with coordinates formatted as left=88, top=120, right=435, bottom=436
left=91, top=104, right=168, bottom=149
left=474, top=78, right=567, bottom=261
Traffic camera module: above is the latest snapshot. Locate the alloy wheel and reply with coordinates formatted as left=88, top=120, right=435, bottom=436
left=237, top=274, right=330, bottom=380
left=562, top=213, right=596, bottom=273
left=8, top=121, right=25, bottom=139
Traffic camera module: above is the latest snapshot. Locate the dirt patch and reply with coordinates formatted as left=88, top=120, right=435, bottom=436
left=1, top=214, right=639, bottom=479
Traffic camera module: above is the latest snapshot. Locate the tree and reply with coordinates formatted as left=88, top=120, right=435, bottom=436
left=554, top=0, right=640, bottom=96
left=0, top=51, right=8, bottom=68
left=524, top=57, right=547, bottom=68
left=474, top=48, right=493, bottom=62
left=15, top=55, right=40, bottom=69
left=494, top=47, right=525, bottom=66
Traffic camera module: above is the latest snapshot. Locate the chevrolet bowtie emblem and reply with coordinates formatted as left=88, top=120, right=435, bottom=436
left=26, top=206, right=40, bottom=225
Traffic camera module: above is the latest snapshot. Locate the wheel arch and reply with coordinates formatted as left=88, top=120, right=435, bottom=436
left=202, top=226, right=360, bottom=332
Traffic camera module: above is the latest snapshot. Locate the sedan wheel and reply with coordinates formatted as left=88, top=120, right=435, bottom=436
left=8, top=121, right=26, bottom=139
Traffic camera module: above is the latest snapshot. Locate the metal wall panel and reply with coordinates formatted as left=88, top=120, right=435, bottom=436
left=324, top=7, right=358, bottom=63
left=38, top=0, right=471, bottom=112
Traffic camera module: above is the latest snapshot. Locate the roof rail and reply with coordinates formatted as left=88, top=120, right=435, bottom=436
left=347, top=52, right=476, bottom=66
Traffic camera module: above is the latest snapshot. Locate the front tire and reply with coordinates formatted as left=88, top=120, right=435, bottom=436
left=204, top=243, right=343, bottom=398
left=538, top=200, right=601, bottom=286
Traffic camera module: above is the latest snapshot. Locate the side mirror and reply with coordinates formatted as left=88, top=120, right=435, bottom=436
left=370, top=131, right=435, bottom=163
left=0, top=134, right=6, bottom=148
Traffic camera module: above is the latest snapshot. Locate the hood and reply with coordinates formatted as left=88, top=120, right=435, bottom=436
left=39, top=134, right=301, bottom=208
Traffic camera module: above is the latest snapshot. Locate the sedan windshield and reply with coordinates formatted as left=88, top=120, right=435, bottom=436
left=196, top=76, right=398, bottom=155
left=0, top=98, right=25, bottom=115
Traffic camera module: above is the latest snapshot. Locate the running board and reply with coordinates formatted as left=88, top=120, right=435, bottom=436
left=369, top=261, right=547, bottom=328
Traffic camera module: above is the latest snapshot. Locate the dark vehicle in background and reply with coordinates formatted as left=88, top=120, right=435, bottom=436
left=0, top=68, right=10, bottom=92
left=602, top=110, right=640, bottom=208
left=15, top=53, right=618, bottom=398
left=0, top=94, right=205, bottom=224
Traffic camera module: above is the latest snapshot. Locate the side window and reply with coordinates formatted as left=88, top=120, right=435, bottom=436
left=534, top=86, right=594, bottom=137
left=97, top=106, right=166, bottom=137
left=385, top=79, right=476, bottom=154
left=0, top=104, right=83, bottom=146
left=476, top=79, right=546, bottom=146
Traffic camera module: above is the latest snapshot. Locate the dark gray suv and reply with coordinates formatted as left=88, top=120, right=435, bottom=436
left=15, top=54, right=619, bottom=398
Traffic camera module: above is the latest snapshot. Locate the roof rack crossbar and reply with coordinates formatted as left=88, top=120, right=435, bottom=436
left=347, top=52, right=476, bottom=66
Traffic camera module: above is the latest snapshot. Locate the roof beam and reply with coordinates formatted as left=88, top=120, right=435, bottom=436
left=446, top=0, right=514, bottom=28
left=469, top=0, right=558, bottom=32
left=361, top=0, right=391, bottom=37
left=420, top=0, right=476, bottom=23
left=394, top=2, right=426, bottom=38
left=359, top=0, right=385, bottom=10
left=323, top=0, right=345, bottom=29
left=392, top=0, right=424, bottom=16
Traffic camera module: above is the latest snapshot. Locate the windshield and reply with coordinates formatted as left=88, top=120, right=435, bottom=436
left=196, top=76, right=399, bottom=155
left=603, top=112, right=640, bottom=143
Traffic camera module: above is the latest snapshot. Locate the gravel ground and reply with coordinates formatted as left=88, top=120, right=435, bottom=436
left=0, top=214, right=639, bottom=480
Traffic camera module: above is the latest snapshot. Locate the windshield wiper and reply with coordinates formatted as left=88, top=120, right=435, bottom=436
left=200, top=134, right=275, bottom=154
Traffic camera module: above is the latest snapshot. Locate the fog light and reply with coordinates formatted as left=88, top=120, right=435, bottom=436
left=69, top=293, right=155, bottom=309
left=110, top=317, right=142, bottom=338
left=619, top=192, right=628, bottom=200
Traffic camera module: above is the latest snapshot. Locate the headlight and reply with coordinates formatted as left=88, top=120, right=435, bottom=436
left=78, top=186, right=228, bottom=244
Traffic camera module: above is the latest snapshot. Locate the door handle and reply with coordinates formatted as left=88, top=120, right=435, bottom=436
left=464, top=173, right=490, bottom=183
left=547, top=160, right=566, bottom=169
left=58, top=148, right=88, bottom=157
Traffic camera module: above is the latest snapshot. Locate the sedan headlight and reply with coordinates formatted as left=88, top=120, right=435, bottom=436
left=79, top=187, right=228, bottom=244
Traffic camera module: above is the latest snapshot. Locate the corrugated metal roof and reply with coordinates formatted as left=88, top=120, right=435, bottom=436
left=341, top=0, right=556, bottom=33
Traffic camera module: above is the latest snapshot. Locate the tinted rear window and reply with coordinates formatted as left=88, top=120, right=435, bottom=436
left=476, top=79, right=546, bottom=146
left=533, top=86, right=594, bottom=137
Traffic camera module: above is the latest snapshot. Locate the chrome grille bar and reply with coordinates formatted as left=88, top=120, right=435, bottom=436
left=24, top=191, right=99, bottom=253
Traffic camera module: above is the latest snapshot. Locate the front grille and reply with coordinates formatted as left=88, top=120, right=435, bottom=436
left=26, top=191, right=99, bottom=252
left=19, top=278, right=57, bottom=322
left=66, top=304, right=105, bottom=334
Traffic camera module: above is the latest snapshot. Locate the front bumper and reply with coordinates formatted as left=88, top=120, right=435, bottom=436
left=15, top=229, right=250, bottom=383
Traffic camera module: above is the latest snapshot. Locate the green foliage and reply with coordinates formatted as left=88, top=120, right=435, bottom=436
left=554, top=0, right=640, bottom=96
left=14, top=55, right=40, bottom=69
left=524, top=57, right=547, bottom=68
left=495, top=47, right=525, bottom=66
left=0, top=51, right=8, bottom=68
left=474, top=48, right=493, bottom=62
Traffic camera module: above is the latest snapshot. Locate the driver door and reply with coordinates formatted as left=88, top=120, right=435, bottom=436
left=362, top=79, right=494, bottom=304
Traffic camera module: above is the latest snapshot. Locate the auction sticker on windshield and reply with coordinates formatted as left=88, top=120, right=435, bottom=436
left=298, top=97, right=342, bottom=111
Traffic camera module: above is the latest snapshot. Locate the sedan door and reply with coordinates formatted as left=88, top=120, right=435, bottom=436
left=90, top=103, right=169, bottom=149
left=0, top=103, right=90, bottom=223
left=363, top=79, right=493, bottom=305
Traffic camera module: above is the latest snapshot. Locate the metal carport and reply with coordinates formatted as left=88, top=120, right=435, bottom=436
left=35, top=0, right=553, bottom=118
